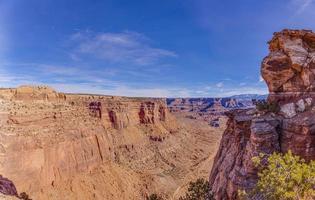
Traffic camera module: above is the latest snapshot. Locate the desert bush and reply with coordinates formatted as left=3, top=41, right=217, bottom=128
left=179, top=178, right=214, bottom=200
left=240, top=151, right=315, bottom=200
left=19, top=192, right=32, bottom=200
left=147, top=193, right=164, bottom=200
left=255, top=100, right=280, bottom=113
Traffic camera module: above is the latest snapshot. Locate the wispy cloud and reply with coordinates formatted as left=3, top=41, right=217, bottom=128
left=70, top=31, right=177, bottom=65
left=0, top=62, right=120, bottom=86
left=216, top=82, right=224, bottom=88
left=0, top=69, right=36, bottom=88
left=291, top=0, right=314, bottom=15
left=194, top=81, right=267, bottom=97
left=214, top=87, right=267, bottom=97
left=0, top=1, right=11, bottom=59
left=50, top=83, right=193, bottom=98
left=0, top=62, right=268, bottom=97
left=39, top=64, right=80, bottom=76
left=0, top=62, right=191, bottom=97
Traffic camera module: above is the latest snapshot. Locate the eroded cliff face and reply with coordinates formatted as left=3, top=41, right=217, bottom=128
left=262, top=29, right=315, bottom=102
left=0, top=86, right=178, bottom=199
left=166, top=97, right=257, bottom=128
left=209, top=29, right=315, bottom=199
left=0, top=85, right=223, bottom=200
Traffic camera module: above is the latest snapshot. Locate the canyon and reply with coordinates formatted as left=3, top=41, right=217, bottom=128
left=0, top=85, right=225, bottom=200
left=167, top=95, right=265, bottom=128
left=1, top=29, right=313, bottom=200
left=209, top=29, right=315, bottom=199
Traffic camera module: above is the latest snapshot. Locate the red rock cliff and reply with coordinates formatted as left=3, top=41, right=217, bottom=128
left=0, top=86, right=178, bottom=199
left=209, top=29, right=315, bottom=199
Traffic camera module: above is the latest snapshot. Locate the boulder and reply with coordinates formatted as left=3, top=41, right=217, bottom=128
left=296, top=99, right=305, bottom=112
left=280, top=103, right=297, bottom=118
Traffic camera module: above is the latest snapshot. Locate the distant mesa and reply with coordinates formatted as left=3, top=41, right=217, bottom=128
left=12, top=85, right=66, bottom=101
left=166, top=95, right=266, bottom=128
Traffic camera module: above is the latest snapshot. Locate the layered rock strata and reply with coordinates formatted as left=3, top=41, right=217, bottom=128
left=209, top=29, right=315, bottom=199
left=262, top=29, right=315, bottom=103
left=0, top=86, right=178, bottom=199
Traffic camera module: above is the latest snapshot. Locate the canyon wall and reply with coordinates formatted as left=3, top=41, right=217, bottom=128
left=166, top=97, right=264, bottom=127
left=167, top=97, right=262, bottom=113
left=209, top=29, right=315, bottom=199
left=0, top=86, right=178, bottom=199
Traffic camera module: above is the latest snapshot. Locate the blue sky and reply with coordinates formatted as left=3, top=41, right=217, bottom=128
left=1, top=0, right=315, bottom=97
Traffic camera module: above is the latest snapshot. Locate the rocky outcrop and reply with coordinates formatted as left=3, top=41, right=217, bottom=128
left=209, top=110, right=281, bottom=199
left=209, top=110, right=253, bottom=199
left=262, top=29, right=315, bottom=103
left=13, top=85, right=66, bottom=101
left=209, top=29, right=315, bottom=199
left=139, top=102, right=167, bottom=124
left=281, top=111, right=315, bottom=161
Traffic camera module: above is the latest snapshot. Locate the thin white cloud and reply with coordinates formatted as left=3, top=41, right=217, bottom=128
left=0, top=62, right=121, bottom=88
left=0, top=67, right=268, bottom=97
left=0, top=1, right=11, bottom=60
left=36, top=82, right=194, bottom=98
left=259, top=75, right=264, bottom=82
left=0, top=29, right=6, bottom=56
left=199, top=82, right=267, bottom=97
left=214, top=87, right=267, bottom=97
left=0, top=70, right=36, bottom=88
left=70, top=31, right=177, bottom=65
left=39, top=64, right=79, bottom=76
left=291, top=0, right=314, bottom=15
left=216, top=82, right=224, bottom=88
left=0, top=62, right=191, bottom=97
left=1, top=60, right=269, bottom=98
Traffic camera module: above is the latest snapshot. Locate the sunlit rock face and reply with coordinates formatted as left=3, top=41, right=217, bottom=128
left=209, top=30, right=315, bottom=200
left=0, top=86, right=178, bottom=199
left=13, top=85, right=66, bottom=101
left=0, top=85, right=225, bottom=200
left=262, top=29, right=315, bottom=103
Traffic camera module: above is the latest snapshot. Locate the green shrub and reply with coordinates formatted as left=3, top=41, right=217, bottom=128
left=179, top=178, right=214, bottom=200
left=255, top=101, right=280, bottom=113
left=240, top=151, right=315, bottom=200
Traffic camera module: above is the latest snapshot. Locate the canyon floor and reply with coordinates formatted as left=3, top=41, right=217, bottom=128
left=0, top=86, right=226, bottom=200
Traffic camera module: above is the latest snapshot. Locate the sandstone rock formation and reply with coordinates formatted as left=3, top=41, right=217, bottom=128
left=209, top=29, right=315, bottom=199
left=13, top=85, right=66, bottom=101
left=0, top=85, right=223, bottom=199
left=262, top=29, right=315, bottom=103
left=167, top=97, right=260, bottom=127
left=167, top=97, right=255, bottom=113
